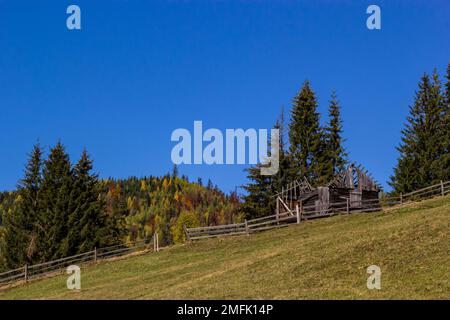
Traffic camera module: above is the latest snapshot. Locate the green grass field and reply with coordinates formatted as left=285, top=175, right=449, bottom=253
left=1, top=195, right=449, bottom=300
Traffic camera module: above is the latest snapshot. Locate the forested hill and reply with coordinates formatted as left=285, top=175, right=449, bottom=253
left=0, top=174, right=241, bottom=248
left=101, top=174, right=241, bottom=245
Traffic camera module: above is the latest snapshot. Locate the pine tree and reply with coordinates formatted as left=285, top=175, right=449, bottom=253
left=390, top=75, right=428, bottom=193
left=313, top=127, right=332, bottom=186
left=323, top=92, right=347, bottom=181
left=241, top=165, right=274, bottom=219
left=242, top=110, right=290, bottom=219
left=1, top=144, right=43, bottom=268
left=390, top=71, right=445, bottom=193
left=428, top=69, right=447, bottom=182
left=446, top=62, right=450, bottom=106
left=288, top=81, right=325, bottom=185
left=439, top=62, right=450, bottom=181
left=172, top=164, right=179, bottom=178
left=64, top=150, right=107, bottom=255
left=271, top=108, right=291, bottom=194
left=36, top=142, right=73, bottom=261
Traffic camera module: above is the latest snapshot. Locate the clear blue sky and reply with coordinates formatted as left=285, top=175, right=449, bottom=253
left=0, top=0, right=449, bottom=193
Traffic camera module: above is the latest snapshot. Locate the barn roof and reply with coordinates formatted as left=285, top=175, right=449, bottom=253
left=327, top=163, right=382, bottom=192
left=276, top=163, right=382, bottom=200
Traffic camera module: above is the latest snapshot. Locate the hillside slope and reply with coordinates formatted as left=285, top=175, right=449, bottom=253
left=1, top=195, right=449, bottom=299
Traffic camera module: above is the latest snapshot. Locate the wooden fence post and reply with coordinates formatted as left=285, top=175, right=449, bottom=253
left=441, top=180, right=444, bottom=196
left=24, top=264, right=28, bottom=283
left=94, top=247, right=97, bottom=263
left=276, top=197, right=280, bottom=225
left=346, top=198, right=350, bottom=214
left=245, top=220, right=249, bottom=235
left=400, top=193, right=403, bottom=204
left=183, top=223, right=191, bottom=242
left=300, top=201, right=303, bottom=221
left=296, top=204, right=300, bottom=224
left=153, top=233, right=156, bottom=252
left=156, top=232, right=159, bottom=252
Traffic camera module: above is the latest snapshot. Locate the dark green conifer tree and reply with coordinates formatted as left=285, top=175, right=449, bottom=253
left=241, top=165, right=273, bottom=219
left=390, top=71, right=445, bottom=193
left=446, top=63, right=450, bottom=106
left=439, top=63, right=450, bottom=181
left=271, top=108, right=291, bottom=194
left=36, top=142, right=73, bottom=260
left=1, top=144, right=43, bottom=268
left=323, top=92, right=347, bottom=181
left=64, top=149, right=107, bottom=255
left=428, top=69, right=447, bottom=182
left=241, top=110, right=290, bottom=219
left=288, top=81, right=325, bottom=185
left=172, top=164, right=179, bottom=178
left=207, top=179, right=214, bottom=190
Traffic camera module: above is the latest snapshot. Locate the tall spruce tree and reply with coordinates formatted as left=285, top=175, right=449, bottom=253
left=323, top=92, right=347, bottom=181
left=390, top=71, right=446, bottom=193
left=1, top=144, right=43, bottom=268
left=446, top=62, right=450, bottom=107
left=390, top=74, right=428, bottom=193
left=242, top=110, right=290, bottom=219
left=37, top=142, right=73, bottom=261
left=439, top=62, right=450, bottom=181
left=241, top=165, right=273, bottom=219
left=271, top=108, right=291, bottom=193
left=428, top=69, right=447, bottom=182
left=64, top=150, right=107, bottom=255
left=288, top=81, right=325, bottom=185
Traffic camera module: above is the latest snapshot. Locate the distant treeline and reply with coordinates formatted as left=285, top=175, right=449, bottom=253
left=0, top=144, right=240, bottom=271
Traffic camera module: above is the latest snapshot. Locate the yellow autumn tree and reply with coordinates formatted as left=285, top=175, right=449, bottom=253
left=170, top=211, right=199, bottom=244
left=140, top=180, right=148, bottom=192
left=162, top=178, right=169, bottom=190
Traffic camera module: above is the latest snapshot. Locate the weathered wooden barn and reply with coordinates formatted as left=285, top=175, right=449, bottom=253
left=275, top=164, right=382, bottom=218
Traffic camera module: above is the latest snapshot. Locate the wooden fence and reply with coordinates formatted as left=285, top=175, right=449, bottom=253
left=0, top=233, right=160, bottom=288
left=185, top=180, right=450, bottom=240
